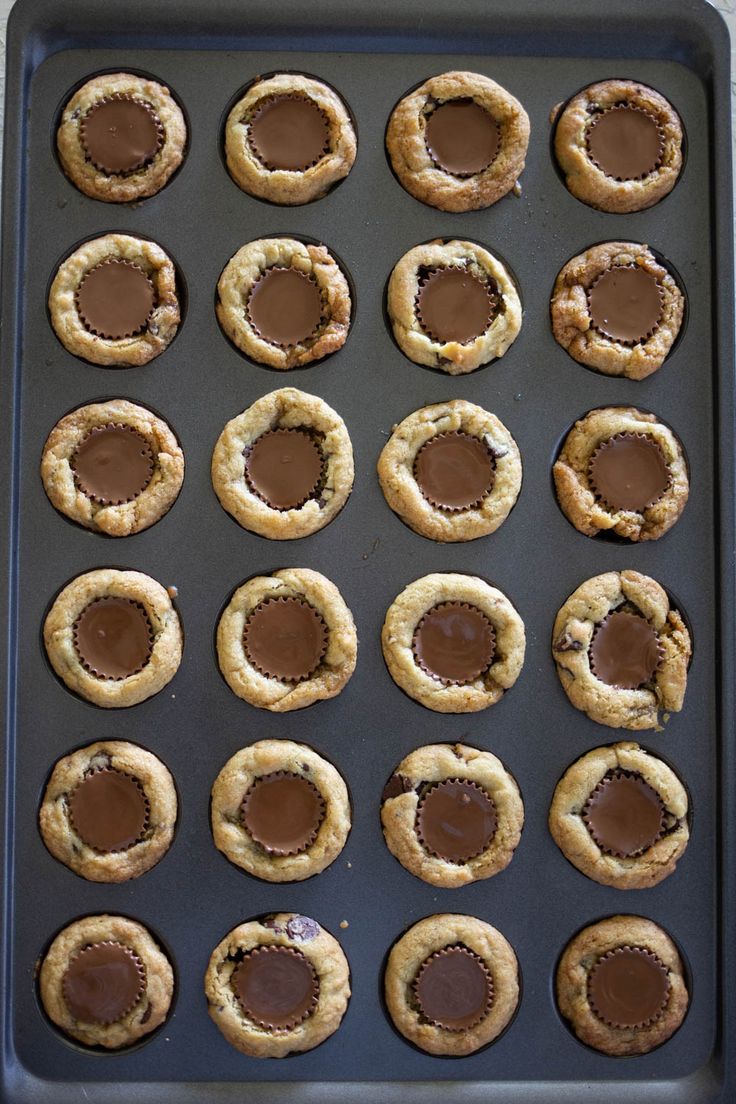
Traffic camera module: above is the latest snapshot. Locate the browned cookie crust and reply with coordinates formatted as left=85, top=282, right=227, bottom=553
left=39, top=741, right=177, bottom=882
left=552, top=570, right=691, bottom=731
left=553, top=80, right=683, bottom=213
left=384, top=914, right=519, bottom=1055
left=553, top=406, right=688, bottom=542
left=39, top=914, right=174, bottom=1048
left=549, top=742, right=689, bottom=888
left=57, top=72, right=186, bottom=203
left=386, top=71, right=529, bottom=212
left=41, top=399, right=184, bottom=536
left=556, top=915, right=689, bottom=1055
left=225, top=73, right=356, bottom=205
left=205, top=913, right=350, bottom=1057
left=551, top=242, right=684, bottom=380
left=48, top=233, right=180, bottom=367
left=381, top=743, right=523, bottom=887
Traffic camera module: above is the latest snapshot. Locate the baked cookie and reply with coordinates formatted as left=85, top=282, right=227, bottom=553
left=387, top=239, right=522, bottom=373
left=381, top=743, right=523, bottom=888
left=377, top=400, right=521, bottom=542
left=549, top=742, right=689, bottom=888
left=382, top=573, right=525, bottom=713
left=205, top=913, right=350, bottom=1057
left=556, top=915, right=689, bottom=1055
left=44, top=568, right=183, bottom=708
left=386, top=71, right=529, bottom=212
left=39, top=741, right=177, bottom=883
left=39, top=914, right=174, bottom=1048
left=211, top=740, right=350, bottom=882
left=217, top=568, right=357, bottom=712
left=553, top=406, right=688, bottom=542
left=553, top=79, right=683, bottom=213
left=551, top=242, right=685, bottom=380
left=552, top=570, right=692, bottom=731
left=212, top=388, right=353, bottom=540
left=384, top=913, right=519, bottom=1056
left=224, top=73, right=356, bottom=205
left=216, top=238, right=351, bottom=369
left=41, top=399, right=184, bottom=536
left=57, top=72, right=186, bottom=203
left=49, top=234, right=180, bottom=367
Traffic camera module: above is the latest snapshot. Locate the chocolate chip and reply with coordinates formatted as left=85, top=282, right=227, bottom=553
left=382, top=773, right=414, bottom=802
left=286, top=916, right=320, bottom=942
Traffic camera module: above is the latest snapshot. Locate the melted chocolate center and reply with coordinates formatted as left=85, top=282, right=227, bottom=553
left=586, top=105, right=663, bottom=180
left=583, top=771, right=665, bottom=857
left=242, top=771, right=325, bottom=855
left=588, top=266, right=663, bottom=345
left=244, top=428, right=323, bottom=511
left=589, top=610, right=662, bottom=690
left=232, top=946, right=318, bottom=1031
left=81, top=95, right=163, bottom=175
left=247, top=267, right=323, bottom=347
left=248, top=95, right=329, bottom=171
left=69, top=768, right=149, bottom=852
left=417, top=268, right=496, bottom=344
left=416, top=779, right=497, bottom=863
left=243, top=597, right=327, bottom=682
left=74, top=597, right=152, bottom=680
left=425, top=100, right=500, bottom=175
left=589, top=432, right=670, bottom=513
left=72, top=424, right=153, bottom=505
left=414, top=431, right=495, bottom=510
left=62, top=942, right=145, bottom=1025
left=413, top=602, right=495, bottom=685
left=414, top=946, right=493, bottom=1031
left=588, top=947, right=670, bottom=1029
left=76, top=261, right=155, bottom=340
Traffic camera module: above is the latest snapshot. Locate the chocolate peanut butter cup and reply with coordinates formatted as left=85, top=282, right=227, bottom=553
left=244, top=428, right=324, bottom=511
left=232, top=946, right=319, bottom=1031
left=80, top=94, right=164, bottom=175
left=247, top=267, right=323, bottom=347
left=241, top=770, right=325, bottom=856
left=424, top=99, right=500, bottom=176
left=589, top=432, right=670, bottom=513
left=248, top=94, right=330, bottom=172
left=583, top=771, right=665, bottom=858
left=587, top=946, right=670, bottom=1030
left=416, top=778, right=497, bottom=863
left=75, top=260, right=155, bottom=341
left=586, top=105, right=664, bottom=181
left=589, top=610, right=664, bottom=690
left=243, top=596, right=328, bottom=682
left=69, top=767, right=149, bottom=853
left=73, top=597, right=153, bottom=681
left=588, top=265, right=664, bottom=346
left=71, top=423, right=154, bottom=506
left=413, top=945, right=493, bottom=1031
left=62, top=941, right=146, bottom=1025
left=412, top=601, right=495, bottom=686
left=416, top=267, right=497, bottom=345
left=414, top=431, right=495, bottom=511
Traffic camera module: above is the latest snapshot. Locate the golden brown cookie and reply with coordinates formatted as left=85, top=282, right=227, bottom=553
left=56, top=72, right=186, bottom=203
left=41, top=399, right=184, bottom=536
left=552, top=570, right=691, bottom=731
left=211, top=388, right=353, bottom=539
left=39, top=741, right=177, bottom=883
left=384, top=913, right=519, bottom=1055
left=553, top=79, right=683, bottom=212
left=381, top=572, right=525, bottom=713
left=224, top=73, right=356, bottom=204
left=217, top=568, right=357, bottom=712
left=216, top=238, right=351, bottom=369
left=387, top=239, right=522, bottom=373
left=549, top=742, right=689, bottom=888
left=39, top=914, right=174, bottom=1048
left=377, top=400, right=521, bottom=542
left=387, top=71, right=529, bottom=211
left=381, top=743, right=523, bottom=887
left=205, top=913, right=350, bottom=1057
left=556, top=915, right=689, bottom=1054
left=553, top=406, right=688, bottom=541
left=49, top=234, right=180, bottom=367
left=551, top=242, right=685, bottom=380
left=211, top=740, right=350, bottom=882
left=43, top=568, right=183, bottom=708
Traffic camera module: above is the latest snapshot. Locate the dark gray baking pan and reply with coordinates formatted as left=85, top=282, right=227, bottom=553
left=1, top=0, right=733, bottom=1100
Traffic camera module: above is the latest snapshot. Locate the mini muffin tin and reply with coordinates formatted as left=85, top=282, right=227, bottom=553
left=1, top=0, right=734, bottom=1100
